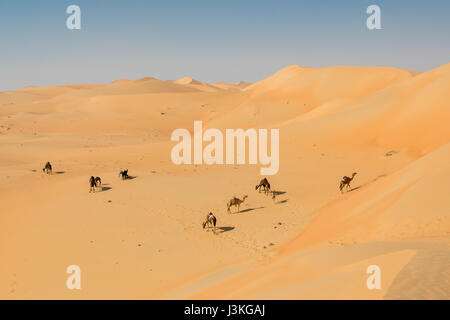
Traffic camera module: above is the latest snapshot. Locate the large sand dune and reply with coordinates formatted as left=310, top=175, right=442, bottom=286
left=0, top=63, right=448, bottom=299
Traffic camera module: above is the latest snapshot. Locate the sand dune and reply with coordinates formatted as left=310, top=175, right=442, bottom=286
left=212, top=81, right=252, bottom=91
left=0, top=63, right=448, bottom=299
left=244, top=65, right=417, bottom=101
left=277, top=63, right=450, bottom=156
left=207, top=65, right=420, bottom=129
left=172, top=77, right=221, bottom=92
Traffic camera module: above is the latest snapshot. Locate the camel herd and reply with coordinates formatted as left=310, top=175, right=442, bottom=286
left=206, top=174, right=359, bottom=234
left=42, top=162, right=132, bottom=193
left=42, top=161, right=358, bottom=235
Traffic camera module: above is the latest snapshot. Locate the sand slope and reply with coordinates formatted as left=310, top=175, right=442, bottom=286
left=212, top=81, right=252, bottom=91
left=208, top=65, right=419, bottom=129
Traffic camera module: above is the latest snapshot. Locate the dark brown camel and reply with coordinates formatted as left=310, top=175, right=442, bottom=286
left=202, top=212, right=217, bottom=234
left=255, top=178, right=271, bottom=194
left=95, top=177, right=102, bottom=187
left=119, top=169, right=129, bottom=180
left=340, top=172, right=357, bottom=193
left=42, top=162, right=52, bottom=174
left=89, top=176, right=96, bottom=193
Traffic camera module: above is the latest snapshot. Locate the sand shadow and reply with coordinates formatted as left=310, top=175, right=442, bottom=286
left=98, top=186, right=112, bottom=192
left=122, top=176, right=137, bottom=180
left=216, top=226, right=235, bottom=234
left=373, top=174, right=387, bottom=182
left=238, top=206, right=265, bottom=214
left=385, top=150, right=399, bottom=157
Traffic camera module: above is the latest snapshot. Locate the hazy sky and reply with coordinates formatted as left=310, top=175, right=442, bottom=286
left=0, top=0, right=449, bottom=91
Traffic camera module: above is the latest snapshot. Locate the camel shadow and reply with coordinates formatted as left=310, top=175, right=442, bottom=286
left=123, top=176, right=137, bottom=180
left=271, top=190, right=286, bottom=196
left=373, top=174, right=387, bottom=182
left=348, top=186, right=361, bottom=192
left=385, top=150, right=399, bottom=157
left=54, top=171, right=65, bottom=175
left=99, top=186, right=112, bottom=192
left=238, top=206, right=264, bottom=213
left=276, top=199, right=289, bottom=204
left=216, top=226, right=235, bottom=234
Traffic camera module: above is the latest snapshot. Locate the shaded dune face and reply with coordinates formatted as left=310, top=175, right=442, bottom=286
left=0, top=63, right=449, bottom=299
left=206, top=65, right=422, bottom=130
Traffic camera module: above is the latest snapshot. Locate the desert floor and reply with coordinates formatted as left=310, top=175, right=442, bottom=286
left=1, top=64, right=449, bottom=299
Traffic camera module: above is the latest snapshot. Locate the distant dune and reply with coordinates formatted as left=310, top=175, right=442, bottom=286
left=172, top=77, right=222, bottom=92
left=0, top=63, right=448, bottom=299
left=212, top=81, right=252, bottom=91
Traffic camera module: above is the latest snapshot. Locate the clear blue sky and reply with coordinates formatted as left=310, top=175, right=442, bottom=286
left=0, top=0, right=449, bottom=91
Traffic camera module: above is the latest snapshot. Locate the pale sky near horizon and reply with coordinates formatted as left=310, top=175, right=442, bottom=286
left=0, top=0, right=449, bottom=91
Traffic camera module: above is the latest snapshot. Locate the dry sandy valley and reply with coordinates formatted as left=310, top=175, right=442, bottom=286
left=0, top=64, right=449, bottom=299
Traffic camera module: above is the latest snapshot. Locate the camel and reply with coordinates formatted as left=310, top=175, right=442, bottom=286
left=119, top=169, right=129, bottom=180
left=42, top=162, right=52, bottom=174
left=89, top=176, right=96, bottom=193
left=227, top=195, right=248, bottom=213
left=340, top=172, right=357, bottom=193
left=95, top=177, right=102, bottom=187
left=255, top=178, right=271, bottom=194
left=202, top=212, right=217, bottom=234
